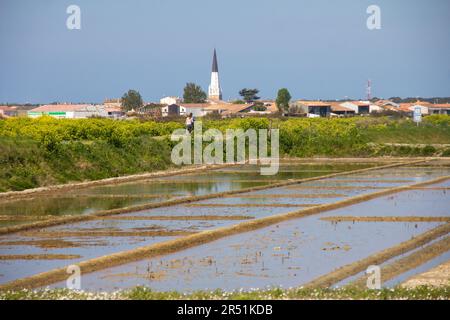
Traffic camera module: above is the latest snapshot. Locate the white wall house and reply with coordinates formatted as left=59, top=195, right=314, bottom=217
left=340, top=101, right=371, bottom=114
left=27, top=104, right=122, bottom=119
left=369, top=104, right=383, bottom=113
left=160, top=96, right=182, bottom=105
left=410, top=103, right=430, bottom=115
left=161, top=104, right=186, bottom=117
left=182, top=104, right=211, bottom=117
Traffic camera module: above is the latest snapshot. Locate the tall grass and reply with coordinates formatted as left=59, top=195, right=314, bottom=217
left=0, top=115, right=449, bottom=191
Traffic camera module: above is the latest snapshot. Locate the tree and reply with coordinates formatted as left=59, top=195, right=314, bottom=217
left=252, top=102, right=267, bottom=111
left=389, top=97, right=402, bottom=103
left=275, top=88, right=292, bottom=112
left=121, top=89, right=143, bottom=111
left=239, top=88, right=260, bottom=103
left=183, top=83, right=207, bottom=103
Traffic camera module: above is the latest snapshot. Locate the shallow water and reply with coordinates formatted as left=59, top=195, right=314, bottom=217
left=0, top=160, right=448, bottom=289
left=333, top=235, right=450, bottom=288
left=53, top=219, right=442, bottom=292
left=0, top=163, right=371, bottom=224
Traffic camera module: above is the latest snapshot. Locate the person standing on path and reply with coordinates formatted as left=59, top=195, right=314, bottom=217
left=186, top=113, right=194, bottom=133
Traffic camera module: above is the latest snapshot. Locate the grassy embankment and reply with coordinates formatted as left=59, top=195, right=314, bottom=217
left=1, top=115, right=449, bottom=192
left=1, top=286, right=448, bottom=300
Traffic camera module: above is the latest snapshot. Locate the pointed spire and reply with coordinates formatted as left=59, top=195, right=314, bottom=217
left=212, top=49, right=219, bottom=73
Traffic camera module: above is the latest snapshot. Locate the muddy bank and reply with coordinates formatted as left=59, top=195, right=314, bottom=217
left=286, top=185, right=385, bottom=190
left=0, top=239, right=99, bottom=249
left=21, top=230, right=198, bottom=238
left=97, top=215, right=254, bottom=221
left=223, top=193, right=346, bottom=199
left=0, top=254, right=81, bottom=260
left=185, top=203, right=318, bottom=208
left=321, top=179, right=414, bottom=183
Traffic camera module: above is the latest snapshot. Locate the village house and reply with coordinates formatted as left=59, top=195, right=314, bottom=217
left=428, top=103, right=450, bottom=115
left=104, top=106, right=125, bottom=118
left=27, top=104, right=123, bottom=119
left=205, top=103, right=256, bottom=117
left=329, top=103, right=356, bottom=117
left=161, top=103, right=211, bottom=117
left=0, top=106, right=18, bottom=117
left=397, top=101, right=430, bottom=115
left=340, top=101, right=371, bottom=114
left=289, top=101, right=332, bottom=117
left=160, top=102, right=258, bottom=118
left=160, top=96, right=182, bottom=106
left=103, top=98, right=121, bottom=107
left=161, top=104, right=186, bottom=117
left=373, top=100, right=400, bottom=111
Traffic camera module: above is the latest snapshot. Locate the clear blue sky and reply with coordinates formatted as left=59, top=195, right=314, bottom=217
left=1, top=0, right=449, bottom=103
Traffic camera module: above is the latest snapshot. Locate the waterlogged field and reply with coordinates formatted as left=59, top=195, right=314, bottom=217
left=0, top=162, right=373, bottom=226
left=0, top=159, right=448, bottom=295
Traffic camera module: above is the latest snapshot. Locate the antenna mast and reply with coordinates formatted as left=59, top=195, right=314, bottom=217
left=366, top=79, right=372, bottom=100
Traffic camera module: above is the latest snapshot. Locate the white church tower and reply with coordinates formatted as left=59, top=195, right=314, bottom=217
left=208, top=49, right=222, bottom=101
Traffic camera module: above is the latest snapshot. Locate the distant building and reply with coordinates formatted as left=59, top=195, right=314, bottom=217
left=340, top=101, right=370, bottom=114
left=204, top=103, right=255, bottom=117
left=161, top=103, right=218, bottom=118
left=368, top=103, right=383, bottom=113
left=208, top=49, right=222, bottom=101
left=182, top=103, right=212, bottom=117
left=103, top=98, right=121, bottom=109
left=290, top=101, right=332, bottom=117
left=373, top=100, right=400, bottom=111
left=160, top=96, right=182, bottom=105
left=160, top=102, right=259, bottom=118
left=104, top=106, right=125, bottom=119
left=161, top=104, right=186, bottom=117
left=398, top=102, right=430, bottom=115
left=0, top=106, right=18, bottom=117
left=329, top=103, right=356, bottom=116
left=27, top=104, right=123, bottom=119
left=428, top=103, right=450, bottom=115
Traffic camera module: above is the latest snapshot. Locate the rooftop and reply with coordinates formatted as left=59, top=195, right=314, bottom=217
left=29, top=104, right=93, bottom=112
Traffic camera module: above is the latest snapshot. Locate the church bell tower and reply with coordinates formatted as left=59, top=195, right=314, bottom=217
left=208, top=49, right=222, bottom=101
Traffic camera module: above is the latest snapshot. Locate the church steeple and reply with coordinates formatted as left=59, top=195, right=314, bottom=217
left=208, top=48, right=222, bottom=101
left=212, top=49, right=219, bottom=73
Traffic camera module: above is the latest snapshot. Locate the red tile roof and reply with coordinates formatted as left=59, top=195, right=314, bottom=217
left=0, top=106, right=17, bottom=111
left=329, top=103, right=355, bottom=112
left=179, top=103, right=211, bottom=109
left=206, top=103, right=254, bottom=114
left=29, top=104, right=91, bottom=112
left=296, top=101, right=331, bottom=107
left=429, top=103, right=450, bottom=109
